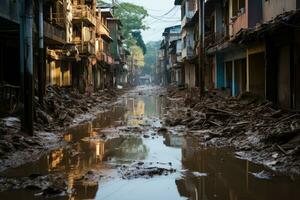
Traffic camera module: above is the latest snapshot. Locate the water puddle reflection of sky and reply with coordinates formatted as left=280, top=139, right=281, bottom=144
left=0, top=87, right=300, bottom=200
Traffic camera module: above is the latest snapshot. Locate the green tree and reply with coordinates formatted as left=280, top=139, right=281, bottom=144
left=98, top=1, right=148, bottom=54
left=114, top=2, right=148, bottom=39
left=142, top=41, right=161, bottom=75
left=130, top=45, right=144, bottom=67
left=132, top=31, right=147, bottom=54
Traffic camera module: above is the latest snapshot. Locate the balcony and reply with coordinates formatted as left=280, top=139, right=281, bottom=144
left=98, top=52, right=113, bottom=65
left=96, top=21, right=111, bottom=41
left=44, top=21, right=66, bottom=44
left=181, top=11, right=195, bottom=28
left=74, top=41, right=95, bottom=55
left=96, top=18, right=101, bottom=36
left=46, top=12, right=65, bottom=29
left=100, top=24, right=110, bottom=38
left=181, top=46, right=194, bottom=59
left=72, top=5, right=96, bottom=26
left=230, top=9, right=248, bottom=38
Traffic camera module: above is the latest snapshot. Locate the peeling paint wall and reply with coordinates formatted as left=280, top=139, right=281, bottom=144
left=263, top=0, right=297, bottom=21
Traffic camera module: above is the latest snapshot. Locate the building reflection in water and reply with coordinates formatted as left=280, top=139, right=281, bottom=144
left=175, top=136, right=300, bottom=200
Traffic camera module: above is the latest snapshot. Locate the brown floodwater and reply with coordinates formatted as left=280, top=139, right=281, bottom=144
left=0, top=86, right=299, bottom=200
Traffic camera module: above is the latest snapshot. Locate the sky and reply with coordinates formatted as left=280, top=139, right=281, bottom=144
left=118, top=0, right=181, bottom=43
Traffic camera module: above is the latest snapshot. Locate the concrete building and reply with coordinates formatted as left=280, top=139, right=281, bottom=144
left=175, top=0, right=199, bottom=88
left=233, top=0, right=300, bottom=110
left=159, top=25, right=182, bottom=86
left=95, top=9, right=114, bottom=90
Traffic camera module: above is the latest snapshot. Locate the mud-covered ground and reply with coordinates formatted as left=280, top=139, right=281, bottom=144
left=0, top=86, right=127, bottom=172
left=163, top=87, right=300, bottom=175
left=0, top=86, right=300, bottom=200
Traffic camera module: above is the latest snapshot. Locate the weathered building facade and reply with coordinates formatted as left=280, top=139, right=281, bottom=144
left=171, top=0, right=300, bottom=110
left=159, top=25, right=182, bottom=86
left=0, top=0, right=126, bottom=132
left=175, top=0, right=199, bottom=88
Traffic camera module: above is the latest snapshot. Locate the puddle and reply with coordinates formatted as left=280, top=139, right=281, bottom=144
left=0, top=86, right=300, bottom=200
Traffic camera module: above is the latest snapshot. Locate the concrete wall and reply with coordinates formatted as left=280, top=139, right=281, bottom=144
left=263, top=0, right=297, bottom=21
left=0, top=0, right=19, bottom=23
left=278, top=45, right=291, bottom=109
left=184, top=63, right=196, bottom=88
left=230, top=0, right=248, bottom=38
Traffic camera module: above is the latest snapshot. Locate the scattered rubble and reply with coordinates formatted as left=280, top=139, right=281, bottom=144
left=118, top=161, right=176, bottom=180
left=165, top=86, right=300, bottom=175
left=35, top=85, right=122, bottom=131
left=0, top=173, right=69, bottom=198
left=0, top=85, right=127, bottom=171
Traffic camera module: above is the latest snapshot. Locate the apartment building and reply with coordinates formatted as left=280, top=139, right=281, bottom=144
left=172, top=0, right=300, bottom=110
left=107, top=18, right=127, bottom=87
left=175, top=0, right=199, bottom=88
left=161, top=25, right=182, bottom=86
left=234, top=0, right=300, bottom=109
left=95, top=9, right=114, bottom=90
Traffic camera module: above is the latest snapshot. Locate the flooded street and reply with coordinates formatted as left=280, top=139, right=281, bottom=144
left=0, top=86, right=300, bottom=200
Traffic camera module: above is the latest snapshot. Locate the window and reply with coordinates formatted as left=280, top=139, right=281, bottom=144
left=232, top=0, right=246, bottom=16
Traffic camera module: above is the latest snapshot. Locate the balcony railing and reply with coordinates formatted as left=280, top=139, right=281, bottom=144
left=46, top=12, right=65, bottom=28
left=44, top=21, right=66, bottom=44
left=74, top=41, right=95, bottom=55
left=182, top=46, right=194, bottom=59
left=204, top=32, right=228, bottom=48
left=96, top=18, right=101, bottom=36
left=72, top=5, right=96, bottom=26
left=98, top=51, right=113, bottom=65
left=181, top=11, right=195, bottom=27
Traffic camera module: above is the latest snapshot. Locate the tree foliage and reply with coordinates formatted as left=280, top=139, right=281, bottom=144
left=114, top=2, right=148, bottom=38
left=132, top=31, right=147, bottom=54
left=142, top=41, right=161, bottom=75
left=130, top=45, right=145, bottom=68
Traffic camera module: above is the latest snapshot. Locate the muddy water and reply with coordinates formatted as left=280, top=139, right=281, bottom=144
left=1, top=86, right=300, bottom=200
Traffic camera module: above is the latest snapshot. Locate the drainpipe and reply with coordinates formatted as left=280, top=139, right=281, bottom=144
left=24, top=0, right=34, bottom=135
left=38, top=0, right=45, bottom=106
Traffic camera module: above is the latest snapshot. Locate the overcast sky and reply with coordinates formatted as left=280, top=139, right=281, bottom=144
left=120, top=0, right=181, bottom=43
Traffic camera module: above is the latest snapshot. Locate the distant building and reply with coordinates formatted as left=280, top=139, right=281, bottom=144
left=158, top=25, right=181, bottom=85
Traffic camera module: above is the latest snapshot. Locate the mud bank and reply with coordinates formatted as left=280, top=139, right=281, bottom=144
left=163, top=87, right=300, bottom=175
left=0, top=86, right=128, bottom=172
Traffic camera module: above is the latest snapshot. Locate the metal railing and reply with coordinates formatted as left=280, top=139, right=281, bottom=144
left=44, top=21, right=66, bottom=44
left=46, top=12, right=65, bottom=28
left=74, top=40, right=95, bottom=55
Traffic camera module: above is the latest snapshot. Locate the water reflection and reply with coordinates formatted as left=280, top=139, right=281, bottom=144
left=176, top=137, right=300, bottom=200
left=1, top=87, right=299, bottom=200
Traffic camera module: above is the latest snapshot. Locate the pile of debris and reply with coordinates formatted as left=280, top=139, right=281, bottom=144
left=0, top=85, right=125, bottom=171
left=0, top=173, right=69, bottom=198
left=35, top=85, right=121, bottom=131
left=165, top=87, right=300, bottom=174
left=118, top=161, right=176, bottom=180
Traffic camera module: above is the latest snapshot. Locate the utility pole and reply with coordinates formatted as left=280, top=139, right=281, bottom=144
left=21, top=0, right=34, bottom=135
left=199, top=0, right=205, bottom=96
left=38, top=0, right=45, bottom=106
